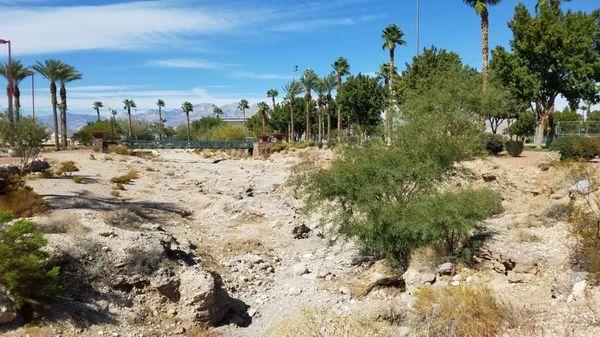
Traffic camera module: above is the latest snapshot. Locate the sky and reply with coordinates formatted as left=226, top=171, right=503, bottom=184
left=0, top=0, right=598, bottom=117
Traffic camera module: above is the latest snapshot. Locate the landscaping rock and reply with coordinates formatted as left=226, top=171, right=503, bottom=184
left=420, top=272, right=436, bottom=284
left=0, top=288, right=16, bottom=325
left=291, top=263, right=309, bottom=275
left=292, top=224, right=311, bottom=239
left=567, top=280, right=587, bottom=303
left=482, top=172, right=497, bottom=182
left=178, top=267, right=232, bottom=325
left=569, top=180, right=591, bottom=195
left=437, top=262, right=455, bottom=276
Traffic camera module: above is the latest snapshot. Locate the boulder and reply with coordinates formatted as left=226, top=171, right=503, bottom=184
left=437, top=262, right=455, bottom=276
left=292, top=224, right=311, bottom=239
left=178, top=267, right=232, bottom=325
left=0, top=289, right=16, bottom=325
left=420, top=273, right=436, bottom=284
left=569, top=180, right=591, bottom=195
left=482, top=173, right=497, bottom=182
left=291, top=263, right=309, bottom=276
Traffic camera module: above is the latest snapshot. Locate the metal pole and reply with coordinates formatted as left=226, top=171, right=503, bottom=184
left=416, top=0, right=420, bottom=56
left=31, top=72, right=35, bottom=121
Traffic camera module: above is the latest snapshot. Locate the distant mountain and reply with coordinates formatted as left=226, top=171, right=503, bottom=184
left=36, top=113, right=98, bottom=134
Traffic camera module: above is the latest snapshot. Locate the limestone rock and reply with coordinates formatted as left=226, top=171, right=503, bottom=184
left=178, top=267, right=232, bottom=326
left=437, top=262, right=455, bottom=276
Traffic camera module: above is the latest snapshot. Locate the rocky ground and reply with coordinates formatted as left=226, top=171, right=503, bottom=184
left=0, top=148, right=599, bottom=336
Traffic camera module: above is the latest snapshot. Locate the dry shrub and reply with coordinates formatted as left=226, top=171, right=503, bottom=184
left=515, top=230, right=542, bottom=243
left=0, top=188, right=47, bottom=217
left=112, top=145, right=130, bottom=155
left=110, top=170, right=140, bottom=184
left=132, top=150, right=156, bottom=159
left=110, top=190, right=121, bottom=197
left=38, top=211, right=86, bottom=235
left=413, top=285, right=504, bottom=337
left=56, top=161, right=79, bottom=176
left=103, top=208, right=142, bottom=230
left=114, top=183, right=125, bottom=190
left=268, top=307, right=396, bottom=337
left=72, top=176, right=83, bottom=184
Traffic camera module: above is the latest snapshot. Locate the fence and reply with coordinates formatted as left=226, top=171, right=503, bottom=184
left=555, top=121, right=600, bottom=137
left=124, top=139, right=254, bottom=150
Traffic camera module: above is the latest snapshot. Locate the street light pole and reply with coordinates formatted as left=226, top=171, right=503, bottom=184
left=416, top=0, right=420, bottom=56
left=31, top=72, right=35, bottom=121
left=0, top=39, right=13, bottom=126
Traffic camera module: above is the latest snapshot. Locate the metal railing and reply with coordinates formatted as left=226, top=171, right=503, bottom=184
left=124, top=139, right=253, bottom=150
left=556, top=121, right=600, bottom=137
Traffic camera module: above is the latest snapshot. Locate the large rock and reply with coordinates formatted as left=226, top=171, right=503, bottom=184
left=0, top=288, right=16, bottom=325
left=178, top=267, right=232, bottom=325
left=569, top=180, right=591, bottom=195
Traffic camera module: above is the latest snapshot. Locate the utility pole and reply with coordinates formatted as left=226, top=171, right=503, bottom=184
left=416, top=0, right=420, bottom=56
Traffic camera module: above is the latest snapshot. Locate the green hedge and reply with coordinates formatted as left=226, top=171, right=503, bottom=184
left=549, top=136, right=600, bottom=160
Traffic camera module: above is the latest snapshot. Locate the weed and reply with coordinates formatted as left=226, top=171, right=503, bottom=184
left=110, top=170, right=140, bottom=184
left=72, top=176, right=83, bottom=184
left=56, top=161, right=79, bottom=176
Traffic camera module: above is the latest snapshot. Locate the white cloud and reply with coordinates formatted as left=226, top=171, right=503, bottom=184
left=230, top=71, right=291, bottom=80
left=147, top=58, right=227, bottom=69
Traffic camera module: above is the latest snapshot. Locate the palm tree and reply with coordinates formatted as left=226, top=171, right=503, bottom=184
left=332, top=57, right=350, bottom=131
left=382, top=24, right=406, bottom=139
left=0, top=61, right=32, bottom=124
left=57, top=63, right=82, bottom=147
left=257, top=101, right=270, bottom=138
left=323, top=73, right=337, bottom=140
left=316, top=77, right=328, bottom=142
left=536, top=0, right=568, bottom=10
left=283, top=80, right=304, bottom=141
left=376, top=63, right=398, bottom=87
left=463, top=0, right=501, bottom=88
left=238, top=99, right=250, bottom=125
left=213, top=107, right=223, bottom=119
left=110, top=109, right=117, bottom=140
left=93, top=101, right=103, bottom=121
left=181, top=101, right=194, bottom=142
left=267, top=89, right=279, bottom=110
left=300, top=69, right=319, bottom=141
left=156, top=99, right=165, bottom=140
left=33, top=59, right=63, bottom=150
left=123, top=99, right=136, bottom=139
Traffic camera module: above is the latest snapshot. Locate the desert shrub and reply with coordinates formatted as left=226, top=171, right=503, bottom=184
left=550, top=136, right=599, bottom=160
left=72, top=176, right=83, bottom=184
left=110, top=191, right=121, bottom=197
left=505, top=140, right=524, bottom=157
left=0, top=188, right=47, bottom=218
left=114, top=183, right=125, bottom=190
left=413, top=285, right=504, bottom=337
left=39, top=169, right=54, bottom=179
left=484, top=133, right=504, bottom=155
left=569, top=201, right=600, bottom=284
left=204, top=124, right=251, bottom=141
left=0, top=215, right=61, bottom=308
left=103, top=208, right=142, bottom=230
left=110, top=170, right=140, bottom=184
left=0, top=118, right=49, bottom=174
left=112, top=145, right=130, bottom=156
left=38, top=212, right=85, bottom=235
left=57, top=161, right=79, bottom=176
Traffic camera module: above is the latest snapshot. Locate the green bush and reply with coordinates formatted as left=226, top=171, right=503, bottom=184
left=484, top=134, right=504, bottom=155
left=0, top=214, right=61, bottom=308
left=508, top=111, right=536, bottom=140
left=205, top=124, right=251, bottom=141
left=505, top=140, right=524, bottom=157
left=549, top=136, right=599, bottom=160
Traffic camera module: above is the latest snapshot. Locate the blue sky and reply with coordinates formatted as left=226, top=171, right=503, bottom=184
left=0, top=0, right=597, bottom=116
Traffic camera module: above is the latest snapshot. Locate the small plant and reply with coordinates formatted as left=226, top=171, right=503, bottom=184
left=114, top=183, right=125, bottom=190
left=0, top=188, right=47, bottom=218
left=413, top=285, right=505, bottom=337
left=72, top=176, right=83, bottom=184
left=57, top=161, right=79, bottom=176
left=110, top=170, right=140, bottom=184
left=505, top=140, right=524, bottom=157
left=39, top=169, right=54, bottom=179
left=110, top=190, right=121, bottom=197
left=38, top=211, right=85, bottom=235
left=112, top=145, right=130, bottom=156
left=484, top=134, right=504, bottom=155
left=103, top=208, right=142, bottom=230
left=0, top=214, right=61, bottom=309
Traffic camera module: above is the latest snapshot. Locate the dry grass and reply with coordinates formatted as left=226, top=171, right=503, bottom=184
left=515, top=230, right=542, bottom=243
left=110, top=170, right=140, bottom=184
left=56, top=160, right=79, bottom=176
left=72, top=176, right=84, bottom=184
left=412, top=285, right=504, bottom=337
left=103, top=208, right=143, bottom=230
left=0, top=188, right=47, bottom=217
left=110, top=190, right=121, bottom=197
left=410, top=245, right=447, bottom=269
left=268, top=306, right=397, bottom=337
left=38, top=211, right=87, bottom=235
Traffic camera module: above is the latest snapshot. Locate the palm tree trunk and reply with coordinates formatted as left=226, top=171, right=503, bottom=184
left=305, top=93, right=311, bottom=141
left=317, top=97, right=323, bottom=142
left=187, top=113, right=191, bottom=142
left=59, top=83, right=68, bottom=148
left=337, top=74, right=342, bottom=131
left=387, top=49, right=395, bottom=140
left=6, top=84, right=13, bottom=128
left=158, top=106, right=163, bottom=141
left=95, top=108, right=100, bottom=121
left=290, top=99, right=295, bottom=142
left=50, top=82, right=60, bottom=150
left=327, top=92, right=332, bottom=140
left=261, top=114, right=265, bottom=137
left=271, top=97, right=276, bottom=110
left=13, top=85, right=20, bottom=123
left=127, top=108, right=133, bottom=139
left=243, top=109, right=246, bottom=126
left=481, top=12, right=489, bottom=89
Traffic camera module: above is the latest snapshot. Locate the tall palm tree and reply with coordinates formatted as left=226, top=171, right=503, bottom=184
left=123, top=99, right=136, bottom=139
left=332, top=57, right=350, bottom=131
left=213, top=107, right=223, bottom=119
left=382, top=24, right=406, bottom=139
left=257, top=101, right=270, bottom=138
left=57, top=63, right=82, bottom=147
left=0, top=61, right=32, bottom=124
left=93, top=101, right=103, bottom=121
left=316, top=77, right=328, bottom=142
left=156, top=99, right=165, bottom=140
left=181, top=101, right=194, bottom=141
left=283, top=80, right=304, bottom=142
left=536, top=0, right=568, bottom=10
left=110, top=109, right=117, bottom=140
left=463, top=0, right=501, bottom=88
left=376, top=63, right=398, bottom=87
left=267, top=89, right=279, bottom=110
left=238, top=99, right=249, bottom=125
left=323, top=73, right=337, bottom=140
left=33, top=59, right=63, bottom=150
left=300, top=69, right=319, bottom=142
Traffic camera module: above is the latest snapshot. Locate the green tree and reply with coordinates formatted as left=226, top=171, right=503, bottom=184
left=300, top=69, right=319, bottom=141
left=181, top=101, right=194, bottom=141
left=122, top=99, right=137, bottom=139
left=491, top=4, right=600, bottom=146
left=315, top=77, right=328, bottom=142
left=376, top=62, right=398, bottom=87
left=463, top=0, right=502, bottom=87
left=213, top=106, right=223, bottom=119
left=508, top=111, right=536, bottom=140
left=32, top=60, right=63, bottom=150
left=337, top=74, right=386, bottom=138
left=0, top=118, right=49, bottom=174
left=92, top=101, right=103, bottom=121
left=332, top=57, right=350, bottom=131
left=554, top=107, right=583, bottom=123
left=257, top=101, right=270, bottom=137
left=382, top=24, right=407, bottom=139
left=0, top=61, right=32, bottom=124
left=323, top=73, right=337, bottom=140
left=56, top=63, right=82, bottom=148
left=238, top=99, right=250, bottom=125
left=267, top=89, right=279, bottom=110
left=283, top=80, right=304, bottom=141
left=475, top=78, right=528, bottom=133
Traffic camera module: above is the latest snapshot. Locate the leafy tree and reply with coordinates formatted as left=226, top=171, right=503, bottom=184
left=73, top=120, right=123, bottom=144
left=475, top=78, right=528, bottom=133
left=191, top=117, right=222, bottom=138
left=92, top=101, right=103, bottom=121
left=462, top=0, right=502, bottom=87
left=589, top=110, right=600, bottom=121
left=300, top=69, right=319, bottom=141
left=267, top=89, right=279, bottom=110
left=238, top=99, right=250, bottom=125
left=0, top=118, right=49, bottom=174
left=554, top=107, right=583, bottom=122
left=283, top=80, right=304, bottom=141
left=508, top=111, right=536, bottom=140
left=491, top=4, right=600, bottom=146
left=122, top=99, right=137, bottom=139
left=32, top=60, right=63, bottom=150
left=56, top=62, right=82, bottom=148
left=332, top=57, right=350, bottom=131
left=336, top=74, right=386, bottom=138
left=181, top=101, right=194, bottom=141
